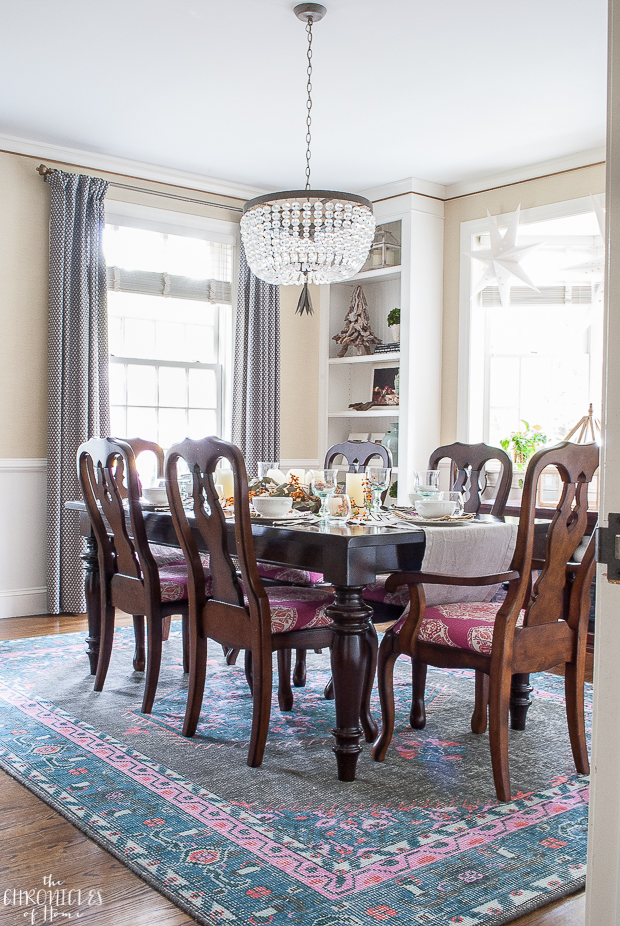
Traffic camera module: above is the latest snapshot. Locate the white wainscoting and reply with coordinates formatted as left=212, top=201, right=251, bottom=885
left=0, top=459, right=47, bottom=618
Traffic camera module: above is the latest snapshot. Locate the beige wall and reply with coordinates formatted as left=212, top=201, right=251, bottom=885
left=441, top=162, right=606, bottom=443
left=279, top=283, right=321, bottom=461
left=0, top=148, right=242, bottom=459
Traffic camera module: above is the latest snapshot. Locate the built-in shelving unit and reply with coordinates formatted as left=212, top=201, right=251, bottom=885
left=318, top=183, right=444, bottom=503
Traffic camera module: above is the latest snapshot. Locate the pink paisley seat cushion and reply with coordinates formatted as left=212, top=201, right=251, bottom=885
left=262, top=586, right=334, bottom=633
left=256, top=561, right=325, bottom=586
left=393, top=601, right=525, bottom=655
left=158, top=561, right=212, bottom=603
left=363, top=576, right=408, bottom=608
left=149, top=543, right=187, bottom=566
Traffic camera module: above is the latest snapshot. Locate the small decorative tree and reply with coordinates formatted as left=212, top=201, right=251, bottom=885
left=333, top=285, right=382, bottom=357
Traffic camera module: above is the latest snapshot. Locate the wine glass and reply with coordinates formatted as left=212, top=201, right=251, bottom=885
left=311, top=469, right=338, bottom=521
left=414, top=470, right=441, bottom=498
left=365, top=466, right=391, bottom=515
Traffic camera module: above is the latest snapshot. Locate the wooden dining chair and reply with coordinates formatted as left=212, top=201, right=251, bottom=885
left=77, top=437, right=208, bottom=712
left=363, top=441, right=512, bottom=617
left=165, top=436, right=335, bottom=766
left=324, top=440, right=392, bottom=472
left=371, top=441, right=599, bottom=801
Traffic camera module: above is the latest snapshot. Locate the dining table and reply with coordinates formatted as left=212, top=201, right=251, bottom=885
left=66, top=501, right=429, bottom=782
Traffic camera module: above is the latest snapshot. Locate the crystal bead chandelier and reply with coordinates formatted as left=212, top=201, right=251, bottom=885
left=240, top=3, right=375, bottom=314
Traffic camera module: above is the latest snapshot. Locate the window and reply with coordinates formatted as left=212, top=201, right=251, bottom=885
left=458, top=199, right=604, bottom=447
left=103, top=211, right=235, bottom=457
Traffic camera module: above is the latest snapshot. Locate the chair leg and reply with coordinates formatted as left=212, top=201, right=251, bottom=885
left=181, top=613, right=189, bottom=674
left=225, top=646, right=241, bottom=666
left=471, top=670, right=489, bottom=734
left=162, top=614, right=172, bottom=642
left=93, top=598, right=115, bottom=693
left=488, top=670, right=513, bottom=802
left=371, top=631, right=400, bottom=762
left=360, top=625, right=379, bottom=742
left=324, top=677, right=335, bottom=700
left=277, top=649, right=294, bottom=711
left=509, top=672, right=533, bottom=730
left=244, top=649, right=254, bottom=694
left=247, top=644, right=273, bottom=768
left=410, top=659, right=428, bottom=730
left=141, top=613, right=163, bottom=714
left=565, top=658, right=590, bottom=774
left=183, top=630, right=207, bottom=738
left=132, top=615, right=146, bottom=672
left=292, top=648, right=307, bottom=687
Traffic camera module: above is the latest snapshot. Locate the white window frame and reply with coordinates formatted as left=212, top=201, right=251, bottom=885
left=105, top=199, right=239, bottom=441
left=457, top=195, right=603, bottom=443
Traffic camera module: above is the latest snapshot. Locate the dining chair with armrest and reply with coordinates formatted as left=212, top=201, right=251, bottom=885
left=77, top=437, right=205, bottom=712
left=165, top=436, right=335, bottom=765
left=363, top=441, right=513, bottom=617
left=371, top=441, right=598, bottom=801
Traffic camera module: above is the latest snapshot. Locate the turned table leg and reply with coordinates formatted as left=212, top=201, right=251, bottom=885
left=81, top=533, right=101, bottom=676
left=328, top=586, right=376, bottom=781
left=510, top=672, right=533, bottom=730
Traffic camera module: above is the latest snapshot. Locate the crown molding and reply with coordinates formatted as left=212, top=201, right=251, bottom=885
left=0, top=458, right=47, bottom=472
left=361, top=176, right=447, bottom=203
left=444, top=147, right=606, bottom=200
left=0, top=133, right=269, bottom=202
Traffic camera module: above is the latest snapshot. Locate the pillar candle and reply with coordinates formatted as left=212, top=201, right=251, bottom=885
left=266, top=468, right=286, bottom=485
left=346, top=473, right=365, bottom=508
left=217, top=468, right=234, bottom=501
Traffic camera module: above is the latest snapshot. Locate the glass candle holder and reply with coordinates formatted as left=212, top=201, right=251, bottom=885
left=311, top=469, right=338, bottom=521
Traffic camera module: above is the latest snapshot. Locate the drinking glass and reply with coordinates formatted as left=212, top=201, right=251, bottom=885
left=365, top=466, right=391, bottom=514
left=327, top=493, right=352, bottom=523
left=414, top=470, right=441, bottom=497
left=447, top=490, right=464, bottom=516
left=311, top=469, right=338, bottom=521
left=258, top=461, right=279, bottom=480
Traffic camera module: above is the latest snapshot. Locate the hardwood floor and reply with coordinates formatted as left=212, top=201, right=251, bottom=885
left=0, top=614, right=586, bottom=926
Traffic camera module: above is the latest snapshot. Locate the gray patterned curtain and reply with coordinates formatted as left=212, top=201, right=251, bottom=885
left=232, top=243, right=280, bottom=478
left=47, top=169, right=110, bottom=614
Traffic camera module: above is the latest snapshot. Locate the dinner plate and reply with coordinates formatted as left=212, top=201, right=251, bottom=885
left=251, top=511, right=312, bottom=524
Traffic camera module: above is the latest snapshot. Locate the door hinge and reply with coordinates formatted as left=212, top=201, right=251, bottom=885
left=596, top=513, right=620, bottom=583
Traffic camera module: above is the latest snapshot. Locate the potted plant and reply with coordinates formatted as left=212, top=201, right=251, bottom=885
left=387, top=307, right=400, bottom=343
left=500, top=420, right=547, bottom=481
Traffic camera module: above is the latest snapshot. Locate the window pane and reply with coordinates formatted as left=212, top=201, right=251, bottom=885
left=123, top=318, right=156, bottom=358
left=156, top=321, right=187, bottom=361
left=186, top=324, right=216, bottom=363
left=110, top=405, right=126, bottom=438
left=159, top=366, right=187, bottom=407
left=189, top=368, right=217, bottom=408
left=109, top=363, right=126, bottom=405
left=104, top=225, right=167, bottom=273
left=188, top=409, right=217, bottom=438
left=109, top=316, right=123, bottom=356
left=126, top=365, right=157, bottom=406
left=126, top=406, right=158, bottom=442
left=159, top=408, right=188, bottom=449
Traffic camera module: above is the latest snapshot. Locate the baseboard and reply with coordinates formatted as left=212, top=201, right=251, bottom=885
left=0, top=587, right=48, bottom=619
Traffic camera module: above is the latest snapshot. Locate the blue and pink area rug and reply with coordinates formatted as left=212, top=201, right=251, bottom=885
left=0, top=625, right=589, bottom=926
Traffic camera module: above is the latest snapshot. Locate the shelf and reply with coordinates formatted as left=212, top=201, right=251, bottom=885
left=329, top=352, right=400, bottom=366
left=344, top=265, right=401, bottom=284
left=328, top=408, right=400, bottom=418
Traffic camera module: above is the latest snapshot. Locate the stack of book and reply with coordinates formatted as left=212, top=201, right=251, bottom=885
left=374, top=342, right=400, bottom=354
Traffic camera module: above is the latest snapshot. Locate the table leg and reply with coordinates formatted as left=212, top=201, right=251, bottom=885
left=328, top=586, right=375, bottom=781
left=81, top=534, right=101, bottom=676
left=510, top=672, right=533, bottom=730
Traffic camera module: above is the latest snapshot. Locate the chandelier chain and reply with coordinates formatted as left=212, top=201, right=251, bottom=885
left=305, top=17, right=313, bottom=191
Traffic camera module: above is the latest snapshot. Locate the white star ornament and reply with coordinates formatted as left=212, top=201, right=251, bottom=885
left=466, top=206, right=540, bottom=307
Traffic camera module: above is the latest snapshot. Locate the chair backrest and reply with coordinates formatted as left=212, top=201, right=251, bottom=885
left=427, top=441, right=513, bottom=517
left=324, top=440, right=392, bottom=471
left=165, top=437, right=269, bottom=637
left=77, top=437, right=159, bottom=601
left=112, top=437, right=164, bottom=499
left=508, top=441, right=599, bottom=631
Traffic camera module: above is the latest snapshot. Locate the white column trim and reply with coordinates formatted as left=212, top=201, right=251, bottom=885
left=0, top=458, right=47, bottom=472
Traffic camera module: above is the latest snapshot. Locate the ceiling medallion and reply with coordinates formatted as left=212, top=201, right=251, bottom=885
left=240, top=3, right=375, bottom=314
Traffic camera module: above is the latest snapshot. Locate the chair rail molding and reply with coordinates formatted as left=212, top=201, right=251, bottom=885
left=0, top=458, right=48, bottom=618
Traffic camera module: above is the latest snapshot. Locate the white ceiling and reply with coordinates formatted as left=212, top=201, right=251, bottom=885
left=0, top=0, right=609, bottom=193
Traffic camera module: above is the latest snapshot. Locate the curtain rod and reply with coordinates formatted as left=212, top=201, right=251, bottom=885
left=36, top=164, right=244, bottom=213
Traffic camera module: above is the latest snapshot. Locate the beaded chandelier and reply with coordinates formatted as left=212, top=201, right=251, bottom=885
left=240, top=3, right=375, bottom=314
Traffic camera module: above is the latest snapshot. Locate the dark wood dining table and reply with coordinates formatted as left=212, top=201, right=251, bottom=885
left=66, top=501, right=426, bottom=782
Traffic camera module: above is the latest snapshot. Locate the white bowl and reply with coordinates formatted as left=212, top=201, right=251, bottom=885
left=414, top=498, right=457, bottom=519
left=142, top=486, right=168, bottom=506
left=252, top=495, right=293, bottom=518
